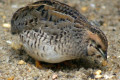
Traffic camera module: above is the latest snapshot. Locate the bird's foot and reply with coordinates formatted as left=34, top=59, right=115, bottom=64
left=35, top=60, right=43, bottom=69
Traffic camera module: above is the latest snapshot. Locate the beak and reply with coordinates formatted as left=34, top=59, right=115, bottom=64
left=97, top=48, right=107, bottom=60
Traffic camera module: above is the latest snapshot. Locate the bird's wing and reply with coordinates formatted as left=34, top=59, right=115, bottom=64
left=11, top=0, right=88, bottom=34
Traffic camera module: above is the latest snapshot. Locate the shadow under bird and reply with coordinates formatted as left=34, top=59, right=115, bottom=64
left=11, top=0, right=108, bottom=63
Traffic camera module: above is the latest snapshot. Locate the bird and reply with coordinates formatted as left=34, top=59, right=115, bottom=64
left=11, top=0, right=108, bottom=64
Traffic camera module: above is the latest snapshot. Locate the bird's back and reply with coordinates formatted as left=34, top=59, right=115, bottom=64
left=11, top=0, right=90, bottom=34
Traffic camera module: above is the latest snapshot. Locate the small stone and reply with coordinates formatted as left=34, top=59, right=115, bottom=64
left=94, top=70, right=103, bottom=79
left=81, top=7, right=88, bottom=12
left=6, top=41, right=22, bottom=50
left=94, top=70, right=102, bottom=75
left=7, top=76, right=14, bottom=80
left=95, top=75, right=102, bottom=79
left=52, top=74, right=58, bottom=80
left=11, top=4, right=18, bottom=8
left=2, top=23, right=11, bottom=28
left=101, top=6, right=106, bottom=9
left=90, top=4, right=95, bottom=8
left=11, top=42, right=23, bottom=50
left=118, top=56, right=120, bottom=58
left=103, top=23, right=108, bottom=27
left=18, top=60, right=26, bottom=65
left=104, top=75, right=113, bottom=79
left=6, top=40, right=12, bottom=44
left=108, top=68, right=112, bottom=71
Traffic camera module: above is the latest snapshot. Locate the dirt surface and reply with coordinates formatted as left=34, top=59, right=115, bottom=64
left=0, top=0, right=120, bottom=80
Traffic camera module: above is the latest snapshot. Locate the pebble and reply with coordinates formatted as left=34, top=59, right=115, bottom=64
left=101, top=5, right=106, bottom=9
left=103, top=23, right=108, bottom=27
left=2, top=23, right=11, bottom=28
left=11, top=4, right=18, bottom=8
left=18, top=60, right=26, bottom=65
left=90, top=4, right=95, bottom=8
left=117, top=56, right=120, bottom=58
left=7, top=76, right=14, bottom=80
left=11, top=42, right=22, bottom=50
left=94, top=70, right=102, bottom=79
left=81, top=7, right=88, bottom=12
left=94, top=70, right=102, bottom=75
left=95, top=75, right=102, bottom=79
left=104, top=74, right=113, bottom=79
left=6, top=40, right=12, bottom=44
left=52, top=74, right=58, bottom=80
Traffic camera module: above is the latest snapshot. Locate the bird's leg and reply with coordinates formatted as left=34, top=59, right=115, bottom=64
left=35, top=60, right=42, bottom=69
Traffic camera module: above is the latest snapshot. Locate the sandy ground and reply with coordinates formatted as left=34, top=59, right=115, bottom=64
left=0, top=0, right=120, bottom=80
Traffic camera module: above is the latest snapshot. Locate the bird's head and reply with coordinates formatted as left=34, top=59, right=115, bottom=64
left=87, top=26, right=108, bottom=60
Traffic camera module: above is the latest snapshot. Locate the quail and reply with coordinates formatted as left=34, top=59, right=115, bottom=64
left=11, top=0, right=108, bottom=63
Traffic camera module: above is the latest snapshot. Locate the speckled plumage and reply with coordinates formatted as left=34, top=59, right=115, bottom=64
left=11, top=0, right=108, bottom=63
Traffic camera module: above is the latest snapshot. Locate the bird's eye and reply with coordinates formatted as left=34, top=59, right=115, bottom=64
left=97, top=45, right=101, bottom=48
